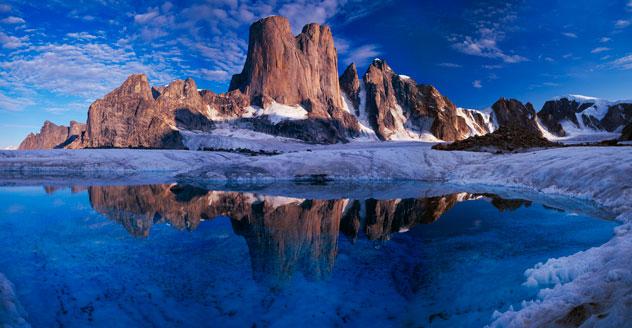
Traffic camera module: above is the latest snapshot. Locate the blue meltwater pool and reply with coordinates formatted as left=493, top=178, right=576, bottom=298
left=0, top=184, right=617, bottom=327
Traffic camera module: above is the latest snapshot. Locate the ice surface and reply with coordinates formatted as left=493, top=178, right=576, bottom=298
left=0, top=273, right=29, bottom=328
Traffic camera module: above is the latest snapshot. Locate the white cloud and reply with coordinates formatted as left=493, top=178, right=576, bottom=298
left=451, top=30, right=527, bottom=63
left=0, top=16, right=25, bottom=24
left=0, top=43, right=175, bottom=99
left=472, top=80, right=482, bottom=88
left=194, top=68, right=231, bottom=82
left=615, top=20, right=630, bottom=28
left=437, top=62, right=462, bottom=68
left=0, top=92, right=33, bottom=112
left=66, top=32, right=98, bottom=40
left=0, top=4, right=11, bottom=13
left=610, top=54, right=632, bottom=70
left=600, top=37, right=611, bottom=43
left=450, top=3, right=527, bottom=64
left=344, top=44, right=380, bottom=66
left=0, top=31, right=27, bottom=49
left=591, top=47, right=610, bottom=54
left=562, top=32, right=578, bottom=38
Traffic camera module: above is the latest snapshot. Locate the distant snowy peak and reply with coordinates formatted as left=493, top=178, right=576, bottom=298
left=537, top=95, right=632, bottom=138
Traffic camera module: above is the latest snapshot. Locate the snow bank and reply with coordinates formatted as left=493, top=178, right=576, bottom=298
left=242, top=102, right=308, bottom=124
left=0, top=273, right=29, bottom=328
left=489, top=217, right=632, bottom=328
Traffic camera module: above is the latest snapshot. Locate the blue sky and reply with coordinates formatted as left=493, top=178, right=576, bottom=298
left=1, top=0, right=632, bottom=148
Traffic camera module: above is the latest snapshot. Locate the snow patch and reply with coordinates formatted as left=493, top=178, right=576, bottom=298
left=241, top=102, right=309, bottom=124
left=341, top=92, right=379, bottom=141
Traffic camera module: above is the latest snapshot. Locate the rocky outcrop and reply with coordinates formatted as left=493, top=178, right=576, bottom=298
left=433, top=127, right=560, bottom=153
left=18, top=120, right=86, bottom=150
left=229, top=16, right=360, bottom=143
left=490, top=98, right=541, bottom=136
left=87, top=74, right=185, bottom=149
left=339, top=63, right=361, bottom=113
left=363, top=59, right=491, bottom=141
left=622, top=122, right=632, bottom=140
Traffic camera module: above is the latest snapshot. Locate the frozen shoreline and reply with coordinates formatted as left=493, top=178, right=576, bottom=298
left=1, top=143, right=631, bottom=327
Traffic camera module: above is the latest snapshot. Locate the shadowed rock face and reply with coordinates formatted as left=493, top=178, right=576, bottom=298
left=339, top=63, right=361, bottom=113
left=537, top=98, right=632, bottom=136
left=18, top=120, right=86, bottom=150
left=602, top=103, right=632, bottom=132
left=622, top=122, right=632, bottom=140
left=491, top=98, right=541, bottom=136
left=363, top=59, right=489, bottom=141
left=537, top=98, right=595, bottom=137
left=86, top=184, right=530, bottom=285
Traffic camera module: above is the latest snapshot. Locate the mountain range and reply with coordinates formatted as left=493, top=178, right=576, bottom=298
left=17, top=16, right=632, bottom=150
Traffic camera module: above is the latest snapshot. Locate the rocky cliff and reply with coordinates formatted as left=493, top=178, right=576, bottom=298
left=622, top=122, right=632, bottom=141
left=229, top=16, right=361, bottom=143
left=18, top=120, right=86, bottom=150
left=362, top=59, right=492, bottom=141
left=490, top=98, right=541, bottom=136
left=537, top=96, right=632, bottom=137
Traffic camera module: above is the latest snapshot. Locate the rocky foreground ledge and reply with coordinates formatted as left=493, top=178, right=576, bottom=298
left=1, top=144, right=631, bottom=327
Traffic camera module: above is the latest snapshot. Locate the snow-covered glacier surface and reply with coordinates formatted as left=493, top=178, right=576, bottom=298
left=0, top=184, right=618, bottom=327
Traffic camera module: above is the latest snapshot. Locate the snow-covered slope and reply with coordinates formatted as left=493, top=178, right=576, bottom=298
left=538, top=95, right=632, bottom=142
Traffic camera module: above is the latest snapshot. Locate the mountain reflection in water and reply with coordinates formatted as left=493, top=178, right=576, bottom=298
left=84, top=184, right=534, bottom=285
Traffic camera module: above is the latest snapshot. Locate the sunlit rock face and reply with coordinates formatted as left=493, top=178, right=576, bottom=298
left=229, top=16, right=361, bottom=143
left=363, top=59, right=491, bottom=141
left=18, top=120, right=86, bottom=150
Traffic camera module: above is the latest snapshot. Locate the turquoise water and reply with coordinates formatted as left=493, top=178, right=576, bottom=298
left=0, top=184, right=617, bottom=327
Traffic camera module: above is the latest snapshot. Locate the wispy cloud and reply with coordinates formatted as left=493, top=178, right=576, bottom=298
left=591, top=47, right=610, bottom=54
left=562, top=32, right=578, bottom=38
left=0, top=31, right=27, bottom=49
left=610, top=54, right=632, bottom=70
left=449, top=4, right=527, bottom=64
left=343, top=44, right=380, bottom=66
left=615, top=19, right=630, bottom=28
left=472, top=80, right=482, bottom=88
left=600, top=37, right=611, bottom=43
left=0, top=42, right=175, bottom=99
left=0, top=16, right=25, bottom=24
left=0, top=92, right=34, bottom=112
left=66, top=32, right=98, bottom=40
left=437, top=62, right=462, bottom=68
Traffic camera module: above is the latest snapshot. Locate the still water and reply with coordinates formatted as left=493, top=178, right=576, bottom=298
left=0, top=184, right=616, bottom=327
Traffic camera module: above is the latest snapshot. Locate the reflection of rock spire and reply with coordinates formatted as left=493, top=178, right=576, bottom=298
left=232, top=199, right=345, bottom=286
left=86, top=184, right=532, bottom=286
